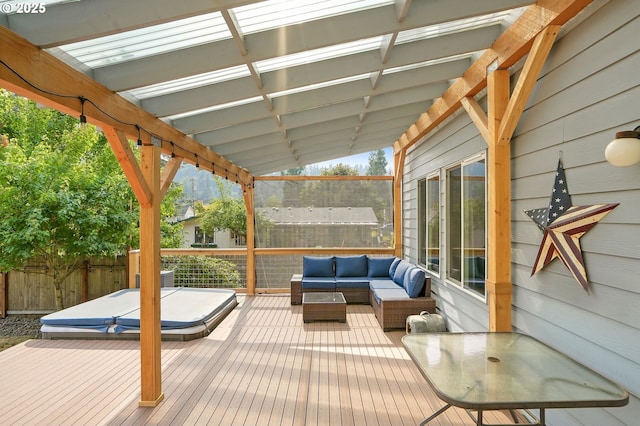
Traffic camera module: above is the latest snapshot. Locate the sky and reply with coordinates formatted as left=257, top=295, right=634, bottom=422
left=309, top=147, right=393, bottom=170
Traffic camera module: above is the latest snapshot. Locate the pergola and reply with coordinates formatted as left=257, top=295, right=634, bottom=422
left=0, top=0, right=594, bottom=406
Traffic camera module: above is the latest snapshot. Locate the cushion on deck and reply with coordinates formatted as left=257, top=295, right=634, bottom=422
left=302, top=277, right=336, bottom=289
left=369, top=279, right=401, bottom=290
left=403, top=267, right=426, bottom=298
left=367, top=256, right=396, bottom=277
left=388, top=257, right=402, bottom=279
left=371, top=288, right=410, bottom=305
left=392, top=260, right=412, bottom=285
left=335, top=255, right=368, bottom=277
left=302, top=256, right=335, bottom=277
left=335, top=277, right=370, bottom=288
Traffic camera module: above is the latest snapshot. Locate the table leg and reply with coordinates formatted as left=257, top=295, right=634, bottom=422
left=419, top=403, right=451, bottom=425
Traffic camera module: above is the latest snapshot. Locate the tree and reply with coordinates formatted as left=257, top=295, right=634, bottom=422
left=0, top=91, right=138, bottom=309
left=367, top=149, right=389, bottom=175
left=0, top=90, right=184, bottom=309
left=198, top=176, right=247, bottom=237
left=160, top=184, right=186, bottom=248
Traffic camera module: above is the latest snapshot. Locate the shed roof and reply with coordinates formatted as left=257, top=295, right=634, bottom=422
left=1, top=0, right=535, bottom=176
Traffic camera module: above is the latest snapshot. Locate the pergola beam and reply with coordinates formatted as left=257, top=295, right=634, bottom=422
left=393, top=0, right=593, bottom=153
left=0, top=26, right=252, bottom=187
left=102, top=128, right=152, bottom=208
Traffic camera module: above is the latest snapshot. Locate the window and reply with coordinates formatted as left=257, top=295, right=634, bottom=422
left=446, top=155, right=486, bottom=297
left=194, top=226, right=215, bottom=245
left=417, top=178, right=427, bottom=266
left=427, top=174, right=440, bottom=274
left=418, top=173, right=440, bottom=273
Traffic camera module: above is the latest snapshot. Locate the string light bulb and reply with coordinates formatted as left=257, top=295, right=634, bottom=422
left=79, top=97, right=87, bottom=124
left=136, top=125, right=142, bottom=146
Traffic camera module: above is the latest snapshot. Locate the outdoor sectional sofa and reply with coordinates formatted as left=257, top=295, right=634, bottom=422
left=290, top=255, right=436, bottom=330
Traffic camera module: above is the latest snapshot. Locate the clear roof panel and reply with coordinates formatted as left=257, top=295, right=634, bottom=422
left=232, top=0, right=394, bottom=34
left=57, top=12, right=231, bottom=68
left=166, top=97, right=265, bottom=122
left=125, top=65, right=251, bottom=99
left=255, top=36, right=383, bottom=73
left=396, top=8, right=527, bottom=44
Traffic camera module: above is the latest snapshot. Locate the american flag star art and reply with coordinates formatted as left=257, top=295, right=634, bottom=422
left=524, top=160, right=618, bottom=293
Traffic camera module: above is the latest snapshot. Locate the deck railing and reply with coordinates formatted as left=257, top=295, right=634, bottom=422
left=128, top=247, right=396, bottom=293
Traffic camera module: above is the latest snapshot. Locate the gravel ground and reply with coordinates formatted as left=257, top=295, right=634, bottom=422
left=0, top=315, right=43, bottom=338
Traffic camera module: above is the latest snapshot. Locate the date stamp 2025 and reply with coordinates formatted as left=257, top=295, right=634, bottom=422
left=1, top=3, right=47, bottom=14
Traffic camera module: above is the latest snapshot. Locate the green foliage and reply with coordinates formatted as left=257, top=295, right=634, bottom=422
left=0, top=90, right=185, bottom=308
left=161, top=255, right=241, bottom=288
left=320, top=163, right=358, bottom=176
left=159, top=184, right=185, bottom=248
left=198, top=176, right=246, bottom=236
left=366, top=149, right=389, bottom=175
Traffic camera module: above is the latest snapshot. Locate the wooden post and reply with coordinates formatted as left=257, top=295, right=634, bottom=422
left=486, top=70, right=513, bottom=332
left=81, top=260, right=89, bottom=303
left=128, top=250, right=140, bottom=289
left=138, top=144, right=164, bottom=407
left=243, top=184, right=256, bottom=295
left=393, top=149, right=406, bottom=257
left=1, top=272, right=7, bottom=319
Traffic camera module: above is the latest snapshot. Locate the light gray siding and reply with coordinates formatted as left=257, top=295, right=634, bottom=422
left=403, top=0, right=639, bottom=424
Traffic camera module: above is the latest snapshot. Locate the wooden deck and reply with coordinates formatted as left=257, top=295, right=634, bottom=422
left=0, top=295, right=514, bottom=425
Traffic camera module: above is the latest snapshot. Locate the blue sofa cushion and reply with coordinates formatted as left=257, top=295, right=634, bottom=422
left=392, top=260, right=412, bottom=285
left=388, top=257, right=402, bottom=279
left=302, top=278, right=336, bottom=289
left=335, top=278, right=369, bottom=288
left=367, top=256, right=396, bottom=278
left=302, top=256, right=335, bottom=277
left=403, top=267, right=426, bottom=298
left=335, top=255, right=368, bottom=277
left=369, top=279, right=401, bottom=290
left=371, top=288, right=410, bottom=305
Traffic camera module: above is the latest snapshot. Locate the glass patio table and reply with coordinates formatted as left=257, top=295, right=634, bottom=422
left=402, top=332, right=628, bottom=425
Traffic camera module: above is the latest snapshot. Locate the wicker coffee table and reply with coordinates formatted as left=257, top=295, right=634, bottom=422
left=302, top=292, right=347, bottom=323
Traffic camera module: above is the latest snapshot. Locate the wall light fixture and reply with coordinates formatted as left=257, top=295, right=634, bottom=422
left=605, top=125, right=640, bottom=167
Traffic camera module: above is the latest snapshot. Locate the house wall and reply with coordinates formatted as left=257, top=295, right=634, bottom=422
left=180, top=222, right=239, bottom=248
left=403, top=0, right=639, bottom=424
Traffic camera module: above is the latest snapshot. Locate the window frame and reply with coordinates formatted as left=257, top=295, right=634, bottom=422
left=444, top=152, right=487, bottom=300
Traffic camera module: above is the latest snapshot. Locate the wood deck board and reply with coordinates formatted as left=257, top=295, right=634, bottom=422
left=0, top=295, right=515, bottom=425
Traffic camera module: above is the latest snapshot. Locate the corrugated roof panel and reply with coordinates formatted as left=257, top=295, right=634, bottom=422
left=233, top=0, right=394, bottom=34
left=57, top=12, right=231, bottom=68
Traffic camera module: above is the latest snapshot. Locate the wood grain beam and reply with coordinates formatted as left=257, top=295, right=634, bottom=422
left=243, top=184, right=256, bottom=295
left=138, top=144, right=163, bottom=407
left=393, top=149, right=406, bottom=257
left=0, top=26, right=253, bottom=186
left=394, top=0, right=593, bottom=152
left=460, top=96, right=490, bottom=145
left=102, top=127, right=152, bottom=208
left=160, top=157, right=183, bottom=199
left=498, top=25, right=560, bottom=144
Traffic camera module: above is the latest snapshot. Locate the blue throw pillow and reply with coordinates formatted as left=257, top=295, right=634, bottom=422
left=388, top=257, right=401, bottom=279
left=302, top=256, right=335, bottom=277
left=392, top=260, right=412, bottom=285
left=404, top=267, right=426, bottom=298
left=335, top=255, right=368, bottom=277
left=367, top=256, right=396, bottom=277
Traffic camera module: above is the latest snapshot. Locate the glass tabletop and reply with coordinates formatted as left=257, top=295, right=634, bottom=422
left=302, top=292, right=346, bottom=304
left=402, top=332, right=628, bottom=410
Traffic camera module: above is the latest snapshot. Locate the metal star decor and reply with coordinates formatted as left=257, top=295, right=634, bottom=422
left=524, top=160, right=618, bottom=293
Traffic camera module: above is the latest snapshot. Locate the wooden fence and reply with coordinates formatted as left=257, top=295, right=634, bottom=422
left=1, top=256, right=127, bottom=316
